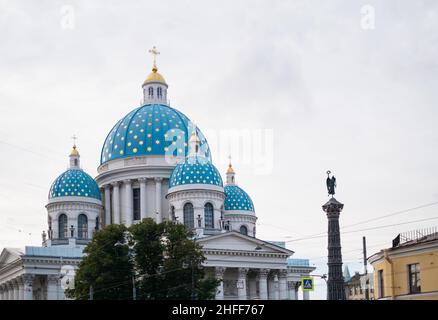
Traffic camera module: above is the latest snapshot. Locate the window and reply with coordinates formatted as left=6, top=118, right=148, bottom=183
left=74, top=159, right=78, bottom=166
left=183, top=203, right=194, bottom=228
left=58, top=214, right=68, bottom=239
left=95, top=217, right=99, bottom=230
left=204, top=203, right=214, bottom=229
left=157, top=87, right=162, bottom=98
left=78, top=214, right=88, bottom=239
left=148, top=87, right=153, bottom=97
left=408, top=263, right=421, bottom=294
left=240, top=225, right=248, bottom=236
left=133, top=188, right=140, bottom=220
left=378, top=270, right=384, bottom=298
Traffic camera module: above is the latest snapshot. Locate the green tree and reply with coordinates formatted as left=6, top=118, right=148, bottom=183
left=65, top=224, right=134, bottom=300
left=68, top=219, right=219, bottom=300
left=130, top=219, right=219, bottom=299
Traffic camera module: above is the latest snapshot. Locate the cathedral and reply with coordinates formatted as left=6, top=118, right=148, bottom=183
left=0, top=48, right=315, bottom=300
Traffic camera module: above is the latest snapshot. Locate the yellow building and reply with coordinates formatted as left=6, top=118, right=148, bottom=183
left=368, top=229, right=438, bottom=300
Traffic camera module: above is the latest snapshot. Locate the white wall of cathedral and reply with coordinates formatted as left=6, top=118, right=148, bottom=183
left=166, top=189, right=225, bottom=229
left=223, top=211, right=257, bottom=237
left=142, top=82, right=168, bottom=105
left=46, top=199, right=102, bottom=242
left=96, top=155, right=185, bottom=226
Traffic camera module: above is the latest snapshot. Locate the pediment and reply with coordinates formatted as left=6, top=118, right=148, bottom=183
left=197, top=231, right=293, bottom=255
left=0, top=248, right=23, bottom=266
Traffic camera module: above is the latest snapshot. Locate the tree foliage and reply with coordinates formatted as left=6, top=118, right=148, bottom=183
left=65, top=224, right=134, bottom=300
left=67, top=219, right=219, bottom=300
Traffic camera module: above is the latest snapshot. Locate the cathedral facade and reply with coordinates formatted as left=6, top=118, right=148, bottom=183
left=0, top=52, right=315, bottom=300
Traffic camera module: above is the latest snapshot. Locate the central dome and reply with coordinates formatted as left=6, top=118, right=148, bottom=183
left=100, top=104, right=211, bottom=164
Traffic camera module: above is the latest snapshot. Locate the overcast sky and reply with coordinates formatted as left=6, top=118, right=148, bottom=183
left=1, top=0, right=438, bottom=299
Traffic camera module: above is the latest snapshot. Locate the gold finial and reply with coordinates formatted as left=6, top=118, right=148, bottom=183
left=70, top=135, right=79, bottom=156
left=189, top=128, right=200, bottom=143
left=226, top=155, right=235, bottom=174
left=148, top=46, right=160, bottom=72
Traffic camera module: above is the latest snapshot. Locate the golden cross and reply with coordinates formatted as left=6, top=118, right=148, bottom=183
left=148, top=46, right=160, bottom=68
left=71, top=134, right=77, bottom=147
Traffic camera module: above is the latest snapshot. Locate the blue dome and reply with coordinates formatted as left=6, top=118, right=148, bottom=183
left=224, top=185, right=254, bottom=212
left=169, top=155, right=223, bottom=188
left=49, top=169, right=101, bottom=200
left=100, top=104, right=211, bottom=164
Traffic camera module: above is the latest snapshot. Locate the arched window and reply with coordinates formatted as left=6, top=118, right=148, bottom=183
left=183, top=203, right=194, bottom=228
left=78, top=214, right=88, bottom=239
left=148, top=86, right=154, bottom=97
left=204, top=203, right=214, bottom=229
left=157, top=87, right=162, bottom=98
left=240, top=225, right=248, bottom=236
left=58, top=214, right=68, bottom=239
left=95, top=216, right=100, bottom=230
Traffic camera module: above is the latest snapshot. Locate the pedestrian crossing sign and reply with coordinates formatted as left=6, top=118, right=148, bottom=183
left=301, top=277, right=314, bottom=291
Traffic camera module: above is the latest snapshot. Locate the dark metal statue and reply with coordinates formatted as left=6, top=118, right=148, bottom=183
left=326, top=170, right=336, bottom=196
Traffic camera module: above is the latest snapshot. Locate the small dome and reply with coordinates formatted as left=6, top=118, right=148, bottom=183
left=224, top=185, right=254, bottom=212
left=70, top=145, right=79, bottom=156
left=143, top=68, right=166, bottom=86
left=100, top=104, right=211, bottom=164
left=49, top=169, right=101, bottom=200
left=169, top=155, right=223, bottom=189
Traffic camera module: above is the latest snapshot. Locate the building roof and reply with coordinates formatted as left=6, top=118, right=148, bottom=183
left=224, top=185, right=255, bottom=212
left=24, top=246, right=84, bottom=258
left=48, top=168, right=101, bottom=200
left=100, top=104, right=211, bottom=164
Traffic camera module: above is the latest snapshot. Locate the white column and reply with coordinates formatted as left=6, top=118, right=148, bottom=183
left=258, top=269, right=269, bottom=300
left=111, top=182, right=121, bottom=224
left=248, top=276, right=257, bottom=299
left=104, top=185, right=111, bottom=226
left=7, top=283, right=13, bottom=300
left=139, top=178, right=147, bottom=221
left=13, top=280, right=19, bottom=300
left=279, top=270, right=288, bottom=300
left=215, top=267, right=226, bottom=300
left=303, top=291, right=310, bottom=300
left=124, top=179, right=133, bottom=226
left=47, top=275, right=58, bottom=300
left=18, top=278, right=24, bottom=300
left=88, top=216, right=96, bottom=239
left=294, top=281, right=300, bottom=300
left=273, top=274, right=280, bottom=300
left=237, top=268, right=249, bottom=300
left=287, top=281, right=296, bottom=300
left=0, top=285, right=4, bottom=300
left=155, top=178, right=162, bottom=223
left=23, top=275, right=34, bottom=300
